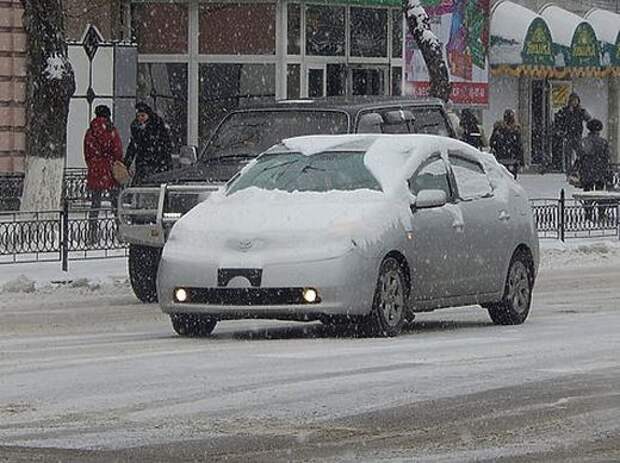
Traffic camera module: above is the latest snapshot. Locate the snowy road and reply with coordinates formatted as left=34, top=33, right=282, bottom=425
left=0, top=259, right=619, bottom=462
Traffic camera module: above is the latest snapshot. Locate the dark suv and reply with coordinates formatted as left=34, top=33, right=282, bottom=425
left=118, top=96, right=456, bottom=302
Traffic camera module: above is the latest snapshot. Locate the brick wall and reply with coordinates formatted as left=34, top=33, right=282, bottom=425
left=0, top=0, right=26, bottom=173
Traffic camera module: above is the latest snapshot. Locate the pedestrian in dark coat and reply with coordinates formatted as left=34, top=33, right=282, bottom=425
left=124, top=102, right=173, bottom=185
left=555, top=92, right=591, bottom=175
left=84, top=105, right=123, bottom=243
left=490, top=109, right=524, bottom=179
left=459, top=109, right=487, bottom=150
left=579, top=119, right=610, bottom=221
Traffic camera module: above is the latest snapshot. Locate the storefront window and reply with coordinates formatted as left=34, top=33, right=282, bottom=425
left=392, top=67, right=402, bottom=95
left=137, top=63, right=188, bottom=150
left=305, top=5, right=345, bottom=56
left=131, top=4, right=188, bottom=54
left=327, top=64, right=346, bottom=96
left=199, top=3, right=276, bottom=55
left=287, top=64, right=301, bottom=99
left=199, top=63, right=276, bottom=143
left=287, top=4, right=301, bottom=55
left=351, top=8, right=387, bottom=58
left=352, top=67, right=386, bottom=95
left=392, top=10, right=403, bottom=59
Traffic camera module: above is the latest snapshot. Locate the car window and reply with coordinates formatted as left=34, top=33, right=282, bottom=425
left=409, top=154, right=452, bottom=198
left=448, top=151, right=493, bottom=200
left=408, top=108, right=451, bottom=137
left=357, top=112, right=384, bottom=133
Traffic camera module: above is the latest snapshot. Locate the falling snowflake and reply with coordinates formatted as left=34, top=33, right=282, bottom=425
left=44, top=54, right=66, bottom=80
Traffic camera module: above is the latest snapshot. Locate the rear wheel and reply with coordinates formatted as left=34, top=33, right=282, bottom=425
left=170, top=314, right=217, bottom=337
left=488, top=252, right=533, bottom=325
left=128, top=244, right=161, bottom=303
left=361, top=257, right=407, bottom=337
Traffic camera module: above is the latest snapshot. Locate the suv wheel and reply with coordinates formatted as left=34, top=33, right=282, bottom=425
left=128, top=244, right=161, bottom=303
left=170, top=314, right=217, bottom=337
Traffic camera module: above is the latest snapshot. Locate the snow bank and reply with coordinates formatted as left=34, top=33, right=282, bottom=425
left=540, top=239, right=620, bottom=269
left=0, top=259, right=128, bottom=294
left=2, top=275, right=36, bottom=294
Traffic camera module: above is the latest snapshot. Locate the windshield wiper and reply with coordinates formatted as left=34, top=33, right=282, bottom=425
left=201, top=154, right=258, bottom=164
left=260, top=159, right=302, bottom=173
left=301, top=165, right=326, bottom=173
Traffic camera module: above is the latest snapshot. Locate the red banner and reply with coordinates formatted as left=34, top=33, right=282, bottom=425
left=406, top=81, right=489, bottom=105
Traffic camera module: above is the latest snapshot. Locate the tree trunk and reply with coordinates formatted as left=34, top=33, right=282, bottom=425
left=20, top=0, right=75, bottom=212
left=403, top=0, right=452, bottom=102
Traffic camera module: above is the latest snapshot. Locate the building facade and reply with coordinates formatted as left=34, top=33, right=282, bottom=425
left=1, top=0, right=619, bottom=174
left=486, top=0, right=620, bottom=167
left=0, top=0, right=26, bottom=173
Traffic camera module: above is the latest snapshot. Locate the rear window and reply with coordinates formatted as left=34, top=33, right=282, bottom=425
left=355, top=107, right=451, bottom=136
left=202, top=110, right=349, bottom=160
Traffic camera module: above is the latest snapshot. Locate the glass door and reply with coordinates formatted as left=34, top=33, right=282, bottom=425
left=350, top=66, right=388, bottom=96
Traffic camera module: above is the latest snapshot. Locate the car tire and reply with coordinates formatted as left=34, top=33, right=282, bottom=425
left=488, top=252, right=533, bottom=325
left=170, top=313, right=217, bottom=337
left=361, top=257, right=407, bottom=337
left=128, top=244, right=161, bottom=303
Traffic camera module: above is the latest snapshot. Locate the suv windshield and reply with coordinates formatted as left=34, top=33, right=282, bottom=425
left=227, top=151, right=382, bottom=194
left=202, top=110, right=349, bottom=161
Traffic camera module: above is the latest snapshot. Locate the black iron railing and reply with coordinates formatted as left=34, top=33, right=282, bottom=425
left=531, top=189, right=619, bottom=240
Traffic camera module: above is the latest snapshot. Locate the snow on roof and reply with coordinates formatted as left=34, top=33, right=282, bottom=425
left=539, top=4, right=592, bottom=48
left=281, top=134, right=448, bottom=196
left=585, top=9, right=620, bottom=46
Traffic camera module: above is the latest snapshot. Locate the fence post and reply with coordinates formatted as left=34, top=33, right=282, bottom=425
left=559, top=188, right=565, bottom=242
left=61, top=200, right=69, bottom=271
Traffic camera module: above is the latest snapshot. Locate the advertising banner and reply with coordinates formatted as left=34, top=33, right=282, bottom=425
left=404, top=0, right=490, bottom=106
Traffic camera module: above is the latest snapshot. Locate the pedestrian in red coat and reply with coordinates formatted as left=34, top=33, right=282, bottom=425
left=83, top=105, right=123, bottom=244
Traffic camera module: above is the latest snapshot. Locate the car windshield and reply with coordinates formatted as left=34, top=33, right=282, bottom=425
left=201, top=110, right=349, bottom=161
left=226, top=151, right=382, bottom=194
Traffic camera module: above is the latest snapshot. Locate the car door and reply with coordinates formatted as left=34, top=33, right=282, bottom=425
left=405, top=152, right=462, bottom=301
left=447, top=150, right=506, bottom=295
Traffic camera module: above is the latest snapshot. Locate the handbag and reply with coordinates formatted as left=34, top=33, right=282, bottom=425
left=112, top=160, right=130, bottom=185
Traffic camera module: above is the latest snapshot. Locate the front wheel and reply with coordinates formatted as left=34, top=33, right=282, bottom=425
left=361, top=257, right=407, bottom=337
left=488, top=253, right=533, bottom=325
left=128, top=244, right=161, bottom=303
left=170, top=314, right=217, bottom=337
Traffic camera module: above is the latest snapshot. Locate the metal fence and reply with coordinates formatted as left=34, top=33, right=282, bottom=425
left=531, top=190, right=619, bottom=240
left=0, top=205, right=126, bottom=268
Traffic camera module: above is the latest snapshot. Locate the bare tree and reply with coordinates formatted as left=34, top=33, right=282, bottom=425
left=20, top=0, right=75, bottom=212
left=403, top=0, right=451, bottom=102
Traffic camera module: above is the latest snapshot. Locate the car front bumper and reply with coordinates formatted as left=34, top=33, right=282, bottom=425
left=157, top=250, right=377, bottom=321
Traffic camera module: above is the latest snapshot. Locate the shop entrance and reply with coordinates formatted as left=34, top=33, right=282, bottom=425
left=530, top=80, right=551, bottom=166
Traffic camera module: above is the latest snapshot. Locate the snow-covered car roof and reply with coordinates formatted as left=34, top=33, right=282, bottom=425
left=276, top=134, right=476, bottom=196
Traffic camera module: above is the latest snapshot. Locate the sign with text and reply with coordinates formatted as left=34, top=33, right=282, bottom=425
left=404, top=0, right=490, bottom=106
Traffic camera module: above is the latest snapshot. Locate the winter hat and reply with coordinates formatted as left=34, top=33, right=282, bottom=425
left=587, top=119, right=603, bottom=132
left=95, top=105, right=111, bottom=118
left=135, top=102, right=154, bottom=116
left=568, top=92, right=580, bottom=105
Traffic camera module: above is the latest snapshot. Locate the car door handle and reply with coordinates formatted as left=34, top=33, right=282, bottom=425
left=452, top=222, right=464, bottom=232
left=499, top=210, right=511, bottom=221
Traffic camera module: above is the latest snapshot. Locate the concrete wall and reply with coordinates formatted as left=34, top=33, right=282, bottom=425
left=0, top=0, right=26, bottom=173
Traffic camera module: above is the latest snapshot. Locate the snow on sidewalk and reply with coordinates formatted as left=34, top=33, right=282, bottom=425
left=0, top=258, right=127, bottom=293
left=518, top=173, right=581, bottom=199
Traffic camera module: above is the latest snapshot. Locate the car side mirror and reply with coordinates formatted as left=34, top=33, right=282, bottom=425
left=414, top=189, right=447, bottom=210
left=179, top=145, right=197, bottom=166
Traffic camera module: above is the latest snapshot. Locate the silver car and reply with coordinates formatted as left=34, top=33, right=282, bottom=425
left=157, top=134, right=539, bottom=337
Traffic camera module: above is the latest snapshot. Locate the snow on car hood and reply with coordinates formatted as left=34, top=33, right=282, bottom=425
left=166, top=187, right=408, bottom=264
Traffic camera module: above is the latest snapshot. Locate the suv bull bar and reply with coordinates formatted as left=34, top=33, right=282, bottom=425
left=118, top=184, right=220, bottom=247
